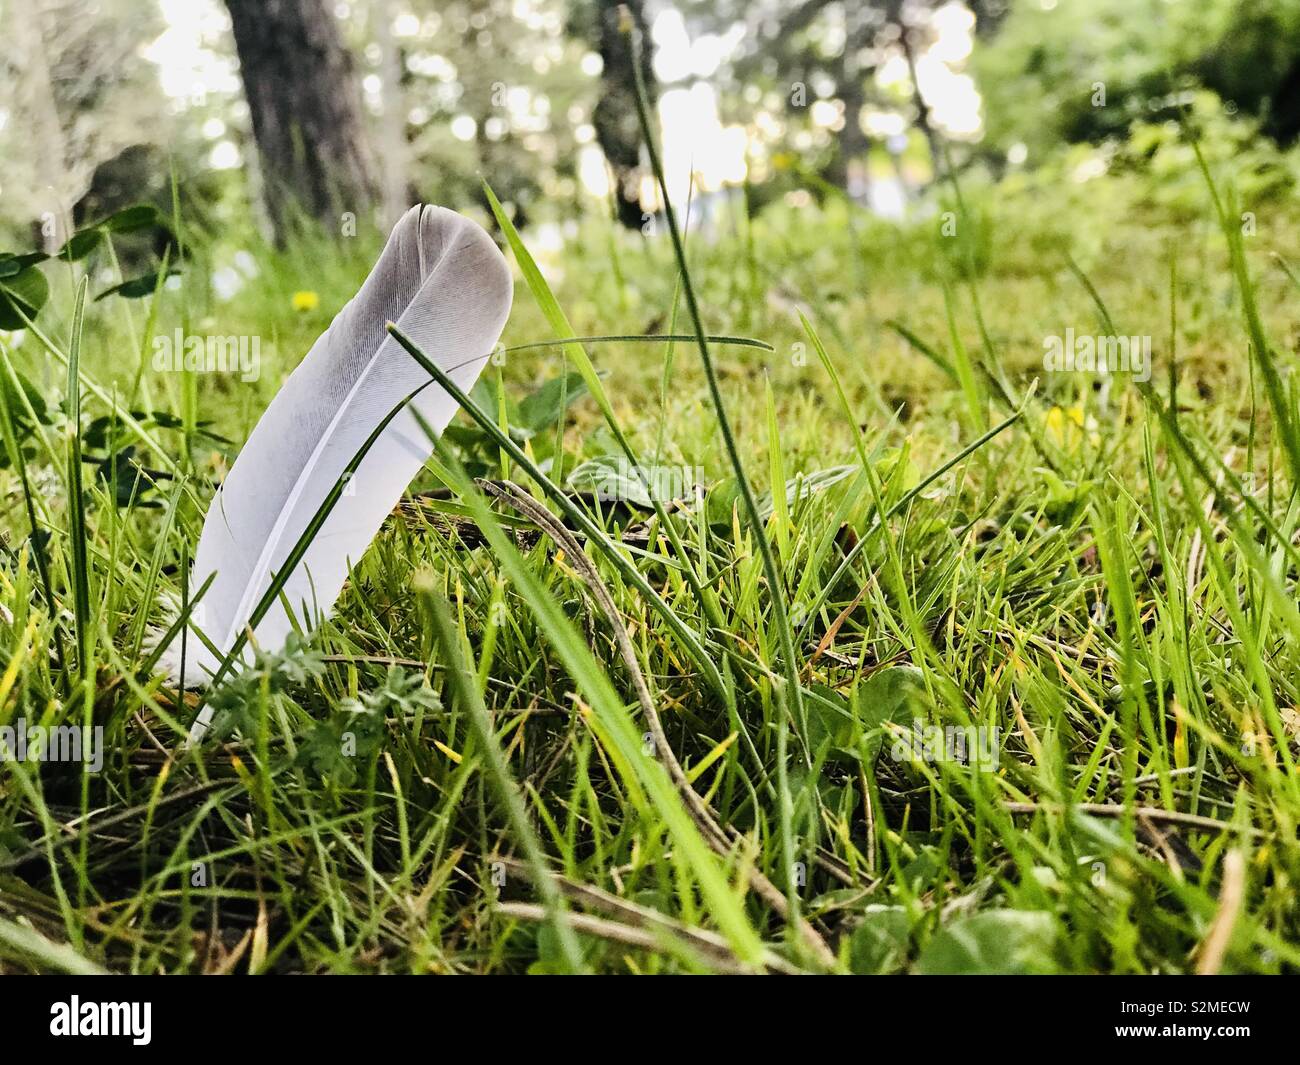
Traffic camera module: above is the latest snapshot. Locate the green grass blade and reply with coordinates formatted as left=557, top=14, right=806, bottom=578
left=421, top=583, right=587, bottom=972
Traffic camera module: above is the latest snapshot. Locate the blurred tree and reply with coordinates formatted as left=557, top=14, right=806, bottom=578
left=390, top=0, right=592, bottom=227
left=966, top=0, right=1008, bottom=39
left=0, top=0, right=169, bottom=249
left=371, top=0, right=414, bottom=223
left=9, top=6, right=64, bottom=250
left=569, top=0, right=657, bottom=230
left=72, top=145, right=184, bottom=270
left=884, top=0, right=941, bottom=170
left=677, top=1, right=953, bottom=199
left=224, top=0, right=382, bottom=241
left=1194, top=0, right=1300, bottom=145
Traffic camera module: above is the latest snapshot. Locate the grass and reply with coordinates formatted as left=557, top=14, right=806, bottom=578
left=2, top=134, right=1300, bottom=972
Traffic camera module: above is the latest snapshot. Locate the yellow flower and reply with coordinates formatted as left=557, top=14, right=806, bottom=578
left=1044, top=405, right=1101, bottom=450
left=291, top=290, right=320, bottom=312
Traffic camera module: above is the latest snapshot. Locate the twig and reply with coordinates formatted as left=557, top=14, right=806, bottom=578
left=1004, top=801, right=1263, bottom=837
left=497, top=903, right=774, bottom=974
left=0, top=780, right=234, bottom=872
left=496, top=857, right=802, bottom=974
left=1196, top=848, right=1246, bottom=974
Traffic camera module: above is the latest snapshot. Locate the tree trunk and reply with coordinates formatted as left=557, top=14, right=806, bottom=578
left=592, top=0, right=655, bottom=231
left=371, top=0, right=411, bottom=226
left=967, top=0, right=1010, bottom=39
left=14, top=2, right=69, bottom=251
left=224, top=0, right=381, bottom=241
left=887, top=0, right=942, bottom=179
left=824, top=74, right=870, bottom=202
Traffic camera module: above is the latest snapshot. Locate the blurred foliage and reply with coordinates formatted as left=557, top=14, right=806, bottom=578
left=677, top=0, right=952, bottom=194
left=973, top=0, right=1300, bottom=166
left=946, top=91, right=1299, bottom=276
left=363, top=0, right=596, bottom=224
left=0, top=0, right=1299, bottom=267
left=0, top=0, right=176, bottom=247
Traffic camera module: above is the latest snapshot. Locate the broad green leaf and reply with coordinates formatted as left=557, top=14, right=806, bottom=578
left=94, top=266, right=179, bottom=301
left=0, top=267, right=50, bottom=330
left=518, top=371, right=589, bottom=433
left=848, top=905, right=911, bottom=974
left=855, top=664, right=929, bottom=762
left=56, top=228, right=105, bottom=261
left=918, top=911, right=1061, bottom=975
left=99, top=203, right=166, bottom=234
left=805, top=683, right=861, bottom=759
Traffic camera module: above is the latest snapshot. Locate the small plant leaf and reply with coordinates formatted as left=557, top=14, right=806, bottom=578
left=95, top=267, right=179, bottom=301
left=0, top=267, right=50, bottom=329
left=518, top=371, right=589, bottom=434
left=917, top=911, right=1061, bottom=975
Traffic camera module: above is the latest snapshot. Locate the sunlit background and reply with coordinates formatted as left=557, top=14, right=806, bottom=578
left=4, top=0, right=1298, bottom=264
left=1, top=0, right=988, bottom=242
left=150, top=0, right=978, bottom=201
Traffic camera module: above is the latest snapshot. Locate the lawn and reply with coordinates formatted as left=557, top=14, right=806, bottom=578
left=1, top=130, right=1299, bottom=974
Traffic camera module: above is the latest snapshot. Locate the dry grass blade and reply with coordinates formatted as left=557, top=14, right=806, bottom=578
left=496, top=857, right=804, bottom=974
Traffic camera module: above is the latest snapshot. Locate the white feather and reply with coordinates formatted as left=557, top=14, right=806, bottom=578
left=169, top=205, right=511, bottom=739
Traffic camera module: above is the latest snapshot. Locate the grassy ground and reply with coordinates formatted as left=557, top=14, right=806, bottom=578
left=2, top=142, right=1300, bottom=973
